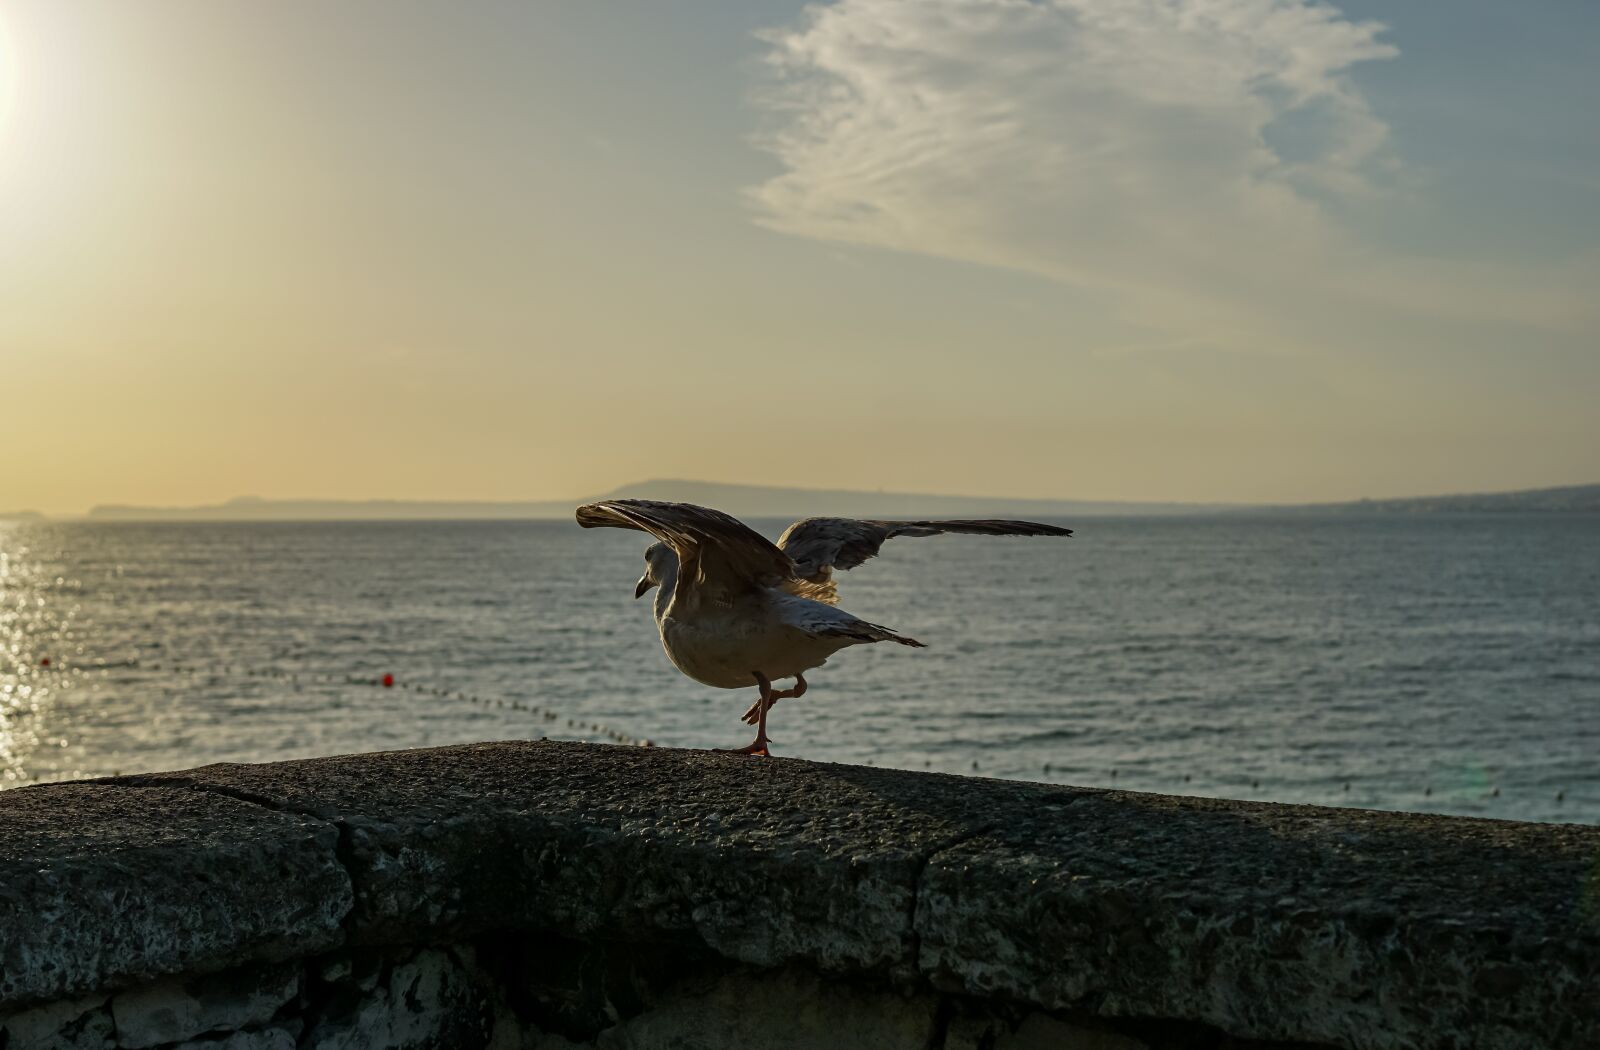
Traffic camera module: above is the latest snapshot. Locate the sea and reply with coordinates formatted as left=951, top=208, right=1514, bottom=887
left=1, top=515, right=1595, bottom=825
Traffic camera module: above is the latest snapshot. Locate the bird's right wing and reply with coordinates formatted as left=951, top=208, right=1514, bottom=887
left=576, top=499, right=797, bottom=610
left=776, top=517, right=1073, bottom=602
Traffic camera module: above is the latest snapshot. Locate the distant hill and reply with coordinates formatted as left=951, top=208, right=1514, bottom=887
left=77, top=479, right=1600, bottom=522
left=601, top=479, right=1223, bottom=519
left=0, top=510, right=46, bottom=523
left=84, top=481, right=1226, bottom=522
left=1274, top=483, right=1600, bottom=515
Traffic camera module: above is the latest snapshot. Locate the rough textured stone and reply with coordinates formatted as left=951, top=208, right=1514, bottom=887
left=319, top=957, right=354, bottom=984
left=943, top=1010, right=1155, bottom=1050
left=0, top=993, right=113, bottom=1049
left=117, top=742, right=1053, bottom=977
left=170, top=1026, right=300, bottom=1050
left=942, top=1014, right=998, bottom=1050
left=111, top=962, right=300, bottom=1048
left=916, top=791, right=1600, bottom=1050
left=997, top=1014, right=1151, bottom=1050
left=0, top=783, right=350, bottom=1010
left=592, top=968, right=938, bottom=1050
left=0, top=739, right=1582, bottom=1050
left=302, top=948, right=492, bottom=1050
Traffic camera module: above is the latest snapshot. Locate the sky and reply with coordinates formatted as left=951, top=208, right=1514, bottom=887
left=1, top=0, right=1596, bottom=516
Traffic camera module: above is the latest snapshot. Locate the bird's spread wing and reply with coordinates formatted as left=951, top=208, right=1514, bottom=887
left=776, top=517, right=1073, bottom=602
left=576, top=499, right=797, bottom=610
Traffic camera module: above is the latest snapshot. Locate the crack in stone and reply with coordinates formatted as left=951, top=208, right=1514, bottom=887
left=119, top=774, right=309, bottom=818
left=906, top=792, right=1097, bottom=990
left=905, top=823, right=1001, bottom=984
left=924, top=990, right=956, bottom=1050
left=112, top=774, right=364, bottom=940
left=104, top=995, right=120, bottom=1049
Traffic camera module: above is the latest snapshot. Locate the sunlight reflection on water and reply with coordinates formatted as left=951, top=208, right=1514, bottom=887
left=0, top=515, right=1595, bottom=825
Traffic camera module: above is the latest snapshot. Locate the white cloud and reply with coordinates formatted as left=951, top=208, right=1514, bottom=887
left=748, top=0, right=1591, bottom=350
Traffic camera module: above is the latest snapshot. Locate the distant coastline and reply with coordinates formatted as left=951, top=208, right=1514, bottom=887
left=76, top=480, right=1220, bottom=522
left=1259, top=483, right=1600, bottom=515
left=12, top=479, right=1598, bottom=523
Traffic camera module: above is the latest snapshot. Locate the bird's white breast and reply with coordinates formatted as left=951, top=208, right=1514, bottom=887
left=657, top=596, right=848, bottom=689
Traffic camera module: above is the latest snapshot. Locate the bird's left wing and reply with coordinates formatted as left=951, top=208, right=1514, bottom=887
left=576, top=499, right=797, bottom=609
left=777, top=517, right=1073, bottom=602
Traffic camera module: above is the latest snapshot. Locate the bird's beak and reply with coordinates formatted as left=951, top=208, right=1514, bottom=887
left=634, top=575, right=654, bottom=600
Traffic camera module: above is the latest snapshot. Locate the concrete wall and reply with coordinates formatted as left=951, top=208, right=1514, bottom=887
left=1, top=741, right=1595, bottom=1050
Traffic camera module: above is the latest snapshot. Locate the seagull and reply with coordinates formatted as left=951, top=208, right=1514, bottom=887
left=576, top=499, right=1072, bottom=756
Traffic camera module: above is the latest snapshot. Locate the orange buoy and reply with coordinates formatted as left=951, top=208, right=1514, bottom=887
left=382, top=673, right=394, bottom=687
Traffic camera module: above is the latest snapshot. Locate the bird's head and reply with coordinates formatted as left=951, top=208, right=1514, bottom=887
left=635, top=541, right=672, bottom=599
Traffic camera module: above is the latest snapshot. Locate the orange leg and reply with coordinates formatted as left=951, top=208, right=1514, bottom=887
left=741, top=672, right=807, bottom=726
left=717, top=672, right=786, bottom=756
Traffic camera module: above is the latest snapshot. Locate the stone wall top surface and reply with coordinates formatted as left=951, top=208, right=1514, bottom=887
left=1, top=740, right=1595, bottom=1050
left=0, top=782, right=349, bottom=1007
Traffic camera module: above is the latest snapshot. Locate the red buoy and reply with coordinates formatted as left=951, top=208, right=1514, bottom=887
left=382, top=673, right=394, bottom=687
left=39, top=657, right=50, bottom=667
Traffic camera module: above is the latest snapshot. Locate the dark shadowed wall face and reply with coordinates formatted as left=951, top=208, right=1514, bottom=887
left=1, top=0, right=1597, bottom=516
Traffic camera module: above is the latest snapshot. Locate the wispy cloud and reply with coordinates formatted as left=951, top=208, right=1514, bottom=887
left=747, top=0, right=1590, bottom=348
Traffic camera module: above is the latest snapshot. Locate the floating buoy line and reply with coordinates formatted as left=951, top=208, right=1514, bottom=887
left=8, top=656, right=1580, bottom=809
left=89, top=658, right=659, bottom=749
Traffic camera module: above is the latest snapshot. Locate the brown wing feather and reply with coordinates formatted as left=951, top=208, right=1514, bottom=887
left=777, top=517, right=1073, bottom=588
left=576, top=499, right=797, bottom=609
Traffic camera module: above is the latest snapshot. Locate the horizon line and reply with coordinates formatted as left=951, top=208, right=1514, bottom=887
left=5, top=477, right=1598, bottom=523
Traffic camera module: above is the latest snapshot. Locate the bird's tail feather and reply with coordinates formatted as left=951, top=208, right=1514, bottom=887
left=813, top=617, right=927, bottom=648
left=866, top=620, right=926, bottom=648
